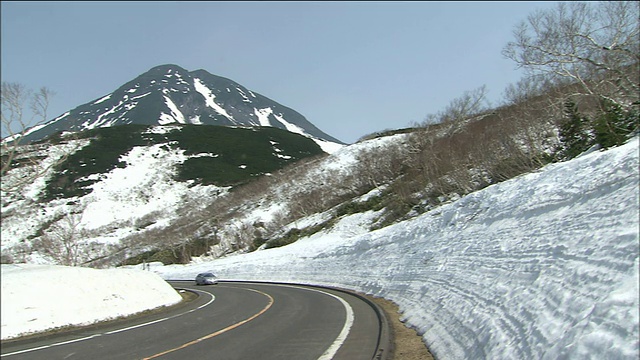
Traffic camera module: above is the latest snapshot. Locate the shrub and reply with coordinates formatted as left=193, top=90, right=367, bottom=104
left=335, top=195, right=384, bottom=217
left=251, top=237, right=268, bottom=251
left=0, top=253, right=14, bottom=264
left=593, top=100, right=639, bottom=149
left=557, top=100, right=594, bottom=160
left=264, top=220, right=334, bottom=250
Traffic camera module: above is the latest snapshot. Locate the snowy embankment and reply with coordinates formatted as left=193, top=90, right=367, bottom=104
left=154, top=138, right=639, bottom=359
left=0, top=265, right=182, bottom=340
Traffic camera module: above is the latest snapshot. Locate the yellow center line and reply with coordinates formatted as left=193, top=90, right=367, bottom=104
left=143, top=287, right=274, bottom=360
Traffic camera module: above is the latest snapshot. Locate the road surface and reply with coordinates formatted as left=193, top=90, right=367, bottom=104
left=0, top=281, right=390, bottom=360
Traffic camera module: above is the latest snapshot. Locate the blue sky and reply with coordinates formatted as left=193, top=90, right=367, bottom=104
left=1, top=1, right=560, bottom=144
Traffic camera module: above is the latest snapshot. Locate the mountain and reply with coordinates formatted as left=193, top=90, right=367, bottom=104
left=16, top=64, right=344, bottom=145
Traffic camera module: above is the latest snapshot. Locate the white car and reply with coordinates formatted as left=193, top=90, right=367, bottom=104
left=195, top=272, right=219, bottom=285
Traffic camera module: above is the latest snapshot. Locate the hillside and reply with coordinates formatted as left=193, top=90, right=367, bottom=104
left=0, top=123, right=333, bottom=264
left=41, top=124, right=326, bottom=199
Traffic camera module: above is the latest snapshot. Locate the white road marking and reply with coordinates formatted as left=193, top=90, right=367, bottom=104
left=0, top=288, right=215, bottom=358
left=3, top=283, right=357, bottom=359
left=142, top=287, right=274, bottom=360
left=273, top=284, right=355, bottom=360
left=317, top=292, right=355, bottom=360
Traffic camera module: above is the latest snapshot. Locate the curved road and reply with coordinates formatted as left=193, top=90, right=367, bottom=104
left=0, top=281, right=388, bottom=360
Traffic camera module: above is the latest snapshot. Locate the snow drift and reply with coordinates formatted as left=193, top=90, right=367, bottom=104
left=1, top=264, right=182, bottom=340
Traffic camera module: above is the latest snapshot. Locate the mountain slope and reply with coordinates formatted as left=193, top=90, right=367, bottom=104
left=0, top=123, right=330, bottom=264
left=16, top=64, right=343, bottom=146
left=41, top=124, right=326, bottom=200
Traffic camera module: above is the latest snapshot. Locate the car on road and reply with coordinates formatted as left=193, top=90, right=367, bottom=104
left=195, top=272, right=219, bottom=285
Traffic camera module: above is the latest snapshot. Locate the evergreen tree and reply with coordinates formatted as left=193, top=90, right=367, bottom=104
left=593, top=99, right=640, bottom=149
left=557, top=100, right=593, bottom=160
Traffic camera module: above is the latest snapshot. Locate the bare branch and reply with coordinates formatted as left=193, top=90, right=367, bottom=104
left=502, top=1, right=639, bottom=108
left=1, top=83, right=79, bottom=194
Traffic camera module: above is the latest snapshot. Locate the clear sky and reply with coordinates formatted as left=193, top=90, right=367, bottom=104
left=1, top=1, right=560, bottom=144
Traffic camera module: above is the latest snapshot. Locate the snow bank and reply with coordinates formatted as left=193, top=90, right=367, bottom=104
left=154, top=138, right=639, bottom=359
left=0, top=264, right=182, bottom=340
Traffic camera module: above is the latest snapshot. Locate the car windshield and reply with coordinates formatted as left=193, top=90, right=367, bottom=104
left=198, top=273, right=214, bottom=277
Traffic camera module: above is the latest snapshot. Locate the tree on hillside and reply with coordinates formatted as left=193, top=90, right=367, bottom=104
left=503, top=1, right=640, bottom=110
left=1, top=82, right=66, bottom=193
left=593, top=98, right=639, bottom=148
left=424, top=85, right=490, bottom=136
left=34, top=213, right=89, bottom=266
left=1, top=82, right=82, bottom=194
left=1, top=82, right=53, bottom=166
left=502, top=75, right=552, bottom=106
left=557, top=100, right=594, bottom=160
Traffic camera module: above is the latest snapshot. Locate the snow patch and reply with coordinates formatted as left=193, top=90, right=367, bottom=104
left=131, top=92, right=151, bottom=100
left=314, top=138, right=344, bottom=154
left=236, top=87, right=252, bottom=103
left=273, top=113, right=306, bottom=136
left=80, top=144, right=190, bottom=229
left=193, top=78, right=235, bottom=122
left=254, top=107, right=273, bottom=127
left=158, top=96, right=186, bottom=125
left=93, top=94, right=112, bottom=104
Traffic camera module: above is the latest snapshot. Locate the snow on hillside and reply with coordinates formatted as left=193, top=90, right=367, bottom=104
left=210, top=133, right=406, bottom=253
left=313, top=137, right=345, bottom=154
left=1, top=124, right=343, bottom=262
left=0, top=135, right=227, bottom=260
left=79, top=143, right=222, bottom=230
left=1, top=136, right=638, bottom=358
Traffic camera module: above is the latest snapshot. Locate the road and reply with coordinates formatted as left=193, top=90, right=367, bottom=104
left=0, top=281, right=389, bottom=360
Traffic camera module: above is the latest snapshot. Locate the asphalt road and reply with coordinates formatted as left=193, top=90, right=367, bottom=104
left=0, top=281, right=388, bottom=360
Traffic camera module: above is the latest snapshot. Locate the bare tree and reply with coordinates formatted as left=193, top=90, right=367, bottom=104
left=354, top=142, right=407, bottom=190
left=502, top=74, right=556, bottom=106
left=503, top=1, right=640, bottom=109
left=0, top=82, right=78, bottom=195
left=1, top=83, right=54, bottom=170
left=432, top=86, right=490, bottom=138
left=440, top=85, right=490, bottom=123
left=35, top=213, right=89, bottom=266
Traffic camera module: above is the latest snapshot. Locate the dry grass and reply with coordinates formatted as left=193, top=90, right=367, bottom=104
left=369, top=296, right=434, bottom=360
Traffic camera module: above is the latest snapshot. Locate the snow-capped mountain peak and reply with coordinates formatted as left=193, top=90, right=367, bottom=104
left=17, top=64, right=344, bottom=148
